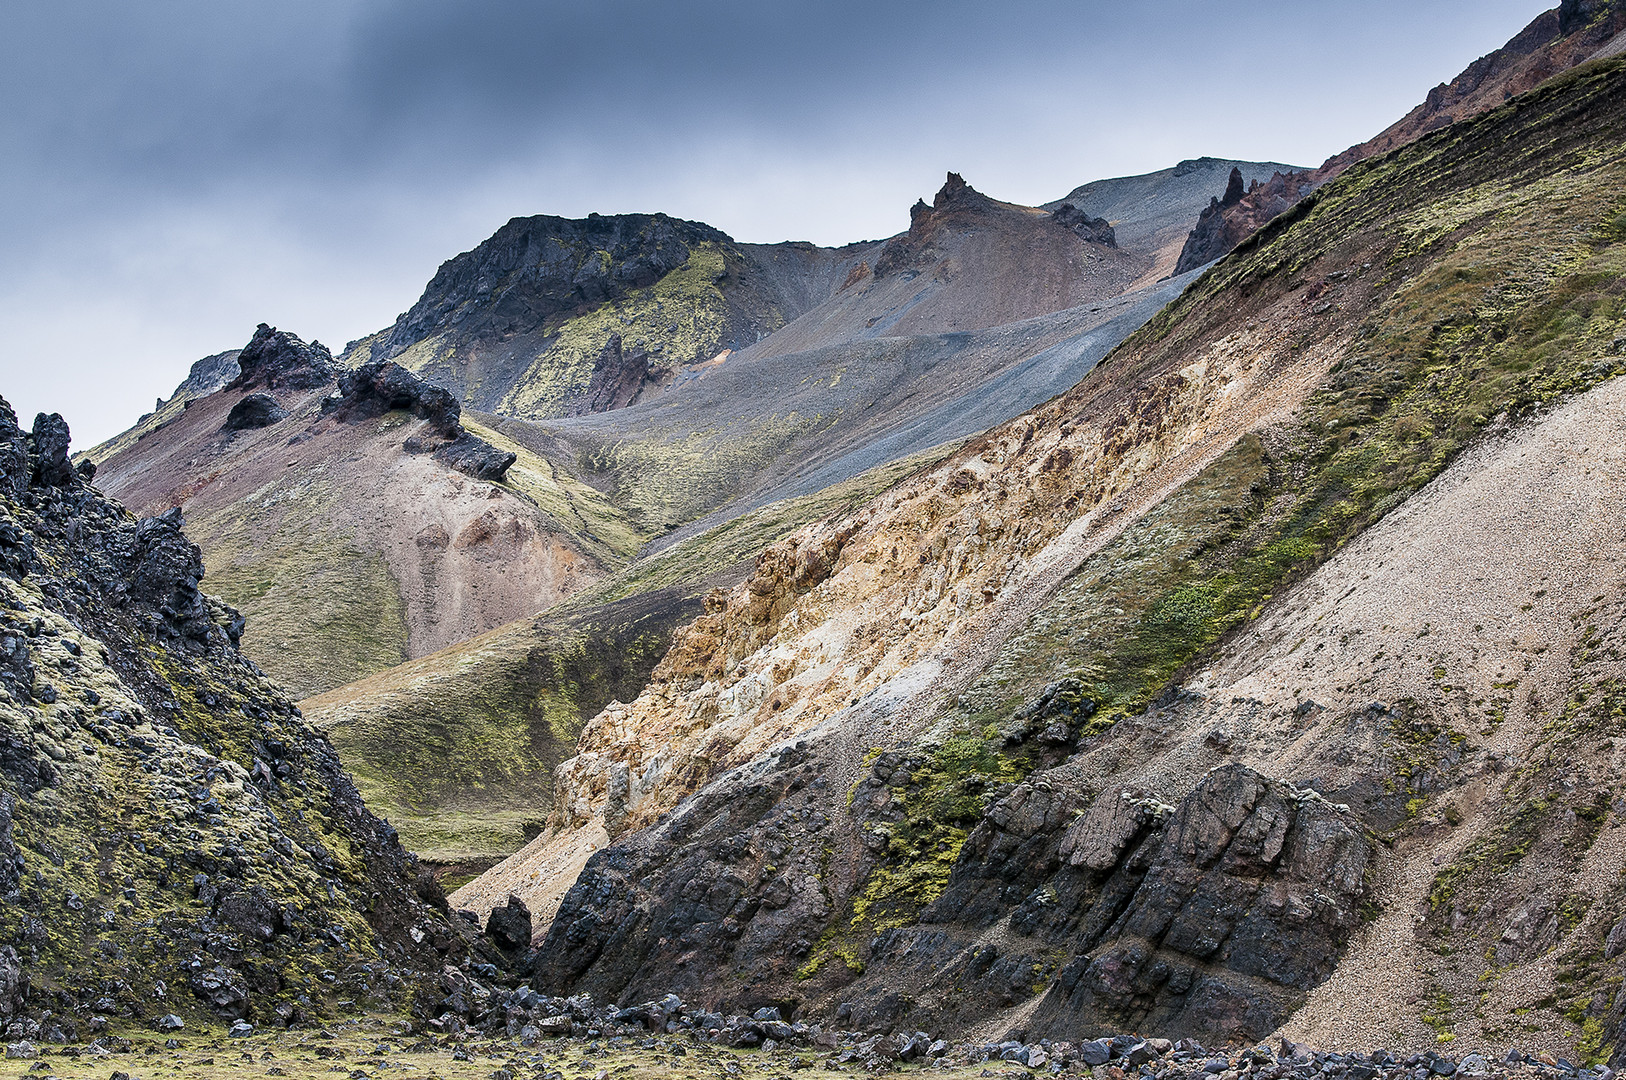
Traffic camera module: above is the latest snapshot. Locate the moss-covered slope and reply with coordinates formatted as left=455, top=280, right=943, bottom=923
left=0, top=396, right=497, bottom=1036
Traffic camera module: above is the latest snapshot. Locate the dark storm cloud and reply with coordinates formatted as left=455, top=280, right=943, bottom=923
left=0, top=0, right=1546, bottom=445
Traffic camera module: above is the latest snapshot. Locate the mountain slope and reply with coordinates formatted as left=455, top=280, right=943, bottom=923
left=1174, top=0, right=1626, bottom=273
left=491, top=55, right=1626, bottom=1060
left=344, top=212, right=869, bottom=419
left=91, top=326, right=629, bottom=698
left=0, top=396, right=496, bottom=1032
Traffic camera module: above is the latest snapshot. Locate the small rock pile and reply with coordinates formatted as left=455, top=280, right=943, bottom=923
left=420, top=984, right=1620, bottom=1080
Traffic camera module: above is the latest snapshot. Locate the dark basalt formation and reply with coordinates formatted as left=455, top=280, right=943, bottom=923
left=226, top=323, right=336, bottom=392
left=0, top=393, right=502, bottom=1036
left=1051, top=203, right=1118, bottom=247
left=565, top=333, right=663, bottom=417
left=221, top=393, right=288, bottom=431
left=529, top=735, right=1371, bottom=1044
left=328, top=360, right=462, bottom=438
left=323, top=361, right=516, bottom=481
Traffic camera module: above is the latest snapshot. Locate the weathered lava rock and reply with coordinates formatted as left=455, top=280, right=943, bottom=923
left=1052, top=204, right=1117, bottom=247
left=27, top=414, right=73, bottom=488
left=329, top=360, right=462, bottom=438
left=222, top=393, right=287, bottom=430
left=322, top=361, right=516, bottom=482
left=433, top=433, right=516, bottom=482
left=486, top=895, right=533, bottom=953
left=226, top=323, right=336, bottom=392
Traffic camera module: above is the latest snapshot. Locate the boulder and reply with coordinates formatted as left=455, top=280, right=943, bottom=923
left=28, top=413, right=74, bottom=488
left=433, top=433, right=516, bottom=482
left=222, top=393, right=288, bottom=430
left=485, top=895, right=533, bottom=952
left=227, top=324, right=336, bottom=392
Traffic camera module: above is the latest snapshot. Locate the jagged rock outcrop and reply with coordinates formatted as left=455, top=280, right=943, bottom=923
left=226, top=323, right=335, bottom=392
left=874, top=173, right=1000, bottom=279
left=324, top=360, right=516, bottom=481
left=26, top=414, right=74, bottom=489
left=1175, top=169, right=1319, bottom=274
left=221, top=393, right=287, bottom=431
left=1175, top=0, right=1626, bottom=271
left=565, top=333, right=663, bottom=416
left=1051, top=203, right=1118, bottom=247
left=0, top=391, right=501, bottom=1034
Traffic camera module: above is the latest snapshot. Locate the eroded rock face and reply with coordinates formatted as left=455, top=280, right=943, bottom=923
left=1174, top=169, right=1319, bottom=274
left=530, top=756, right=1370, bottom=1044
left=222, top=393, right=287, bottom=431
left=1029, top=766, right=1370, bottom=1038
left=226, top=323, right=336, bottom=392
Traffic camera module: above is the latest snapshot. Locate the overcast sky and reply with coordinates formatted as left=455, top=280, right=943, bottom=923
left=1, top=0, right=1544, bottom=447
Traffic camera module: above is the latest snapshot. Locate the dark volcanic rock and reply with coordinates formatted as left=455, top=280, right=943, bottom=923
left=531, top=748, right=1370, bottom=1044
left=0, top=391, right=503, bottom=1027
left=433, top=433, right=516, bottom=482
left=325, top=361, right=516, bottom=481
left=486, top=895, right=533, bottom=952
left=28, top=413, right=74, bottom=488
left=1052, top=203, right=1118, bottom=247
left=328, top=361, right=462, bottom=438
left=222, top=393, right=288, bottom=431
left=227, top=323, right=336, bottom=392
left=1028, top=765, right=1370, bottom=1038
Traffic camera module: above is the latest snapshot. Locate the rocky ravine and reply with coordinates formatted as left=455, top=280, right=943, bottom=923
left=460, top=55, right=1626, bottom=1062
left=0, top=392, right=524, bottom=1038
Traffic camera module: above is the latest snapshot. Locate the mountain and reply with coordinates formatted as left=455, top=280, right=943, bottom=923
left=1173, top=0, right=1626, bottom=273
left=90, top=162, right=1290, bottom=868
left=90, top=325, right=623, bottom=699
left=476, top=53, right=1626, bottom=1060
left=0, top=395, right=501, bottom=1032
left=1045, top=157, right=1304, bottom=281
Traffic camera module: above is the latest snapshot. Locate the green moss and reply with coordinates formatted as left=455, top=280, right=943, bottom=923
left=204, top=532, right=409, bottom=700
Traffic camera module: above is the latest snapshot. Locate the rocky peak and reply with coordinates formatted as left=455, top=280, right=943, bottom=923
left=226, top=323, right=336, bottom=392
left=370, top=212, right=732, bottom=365
left=1221, top=166, right=1246, bottom=207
